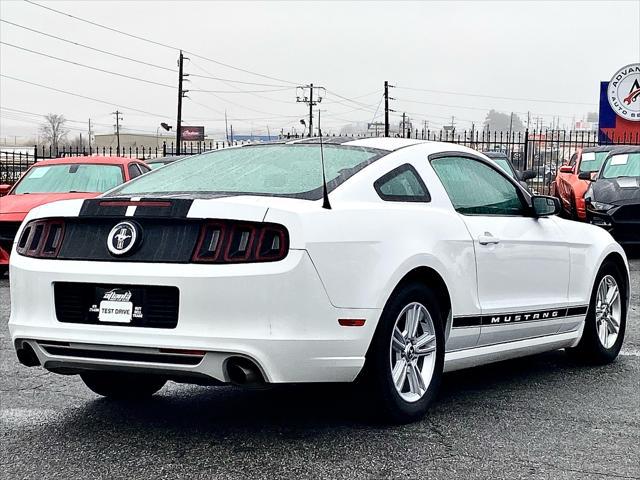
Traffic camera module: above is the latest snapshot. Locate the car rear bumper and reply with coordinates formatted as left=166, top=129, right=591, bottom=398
left=9, top=251, right=380, bottom=383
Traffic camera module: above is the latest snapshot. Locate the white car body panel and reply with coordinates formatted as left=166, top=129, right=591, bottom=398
left=8, top=140, right=629, bottom=384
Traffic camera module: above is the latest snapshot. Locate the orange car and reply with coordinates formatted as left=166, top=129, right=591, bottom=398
left=553, top=146, right=616, bottom=220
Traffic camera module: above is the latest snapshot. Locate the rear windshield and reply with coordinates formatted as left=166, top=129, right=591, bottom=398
left=13, top=164, right=124, bottom=194
left=110, top=144, right=384, bottom=199
left=601, top=153, right=640, bottom=179
left=579, top=151, right=609, bottom=173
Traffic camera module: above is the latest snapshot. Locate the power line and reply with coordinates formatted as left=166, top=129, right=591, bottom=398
left=24, top=0, right=301, bottom=86
left=395, top=85, right=596, bottom=106
left=0, top=41, right=176, bottom=89
left=0, top=74, right=171, bottom=119
left=0, top=19, right=175, bottom=73
left=2, top=18, right=297, bottom=89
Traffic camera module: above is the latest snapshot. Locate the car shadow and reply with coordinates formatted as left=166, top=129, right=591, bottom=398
left=41, top=349, right=618, bottom=435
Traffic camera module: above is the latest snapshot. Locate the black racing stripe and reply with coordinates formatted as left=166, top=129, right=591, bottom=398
left=451, top=316, right=482, bottom=328
left=452, top=305, right=589, bottom=329
left=567, top=306, right=589, bottom=316
left=133, top=198, right=193, bottom=218
left=79, top=198, right=128, bottom=217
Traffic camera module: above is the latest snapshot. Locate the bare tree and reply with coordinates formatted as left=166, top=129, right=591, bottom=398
left=39, top=113, right=68, bottom=153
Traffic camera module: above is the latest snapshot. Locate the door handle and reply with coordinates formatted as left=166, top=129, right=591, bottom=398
left=478, top=233, right=500, bottom=245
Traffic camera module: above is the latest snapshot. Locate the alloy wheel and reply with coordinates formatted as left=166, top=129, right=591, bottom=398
left=389, top=302, right=437, bottom=402
left=595, top=275, right=621, bottom=349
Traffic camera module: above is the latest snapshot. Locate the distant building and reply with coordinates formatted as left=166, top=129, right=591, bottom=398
left=93, top=133, right=175, bottom=150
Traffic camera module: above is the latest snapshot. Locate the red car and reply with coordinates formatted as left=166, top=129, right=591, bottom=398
left=0, top=156, right=150, bottom=275
left=553, top=146, right=616, bottom=220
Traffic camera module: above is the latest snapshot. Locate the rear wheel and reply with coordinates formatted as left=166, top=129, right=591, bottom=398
left=566, top=262, right=627, bottom=364
left=80, top=371, right=166, bottom=399
left=362, top=283, right=445, bottom=423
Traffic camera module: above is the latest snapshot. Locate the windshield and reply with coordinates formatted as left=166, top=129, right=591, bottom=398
left=13, top=164, right=124, bottom=194
left=491, top=158, right=515, bottom=178
left=601, top=153, right=640, bottom=179
left=579, top=151, right=609, bottom=173
left=110, top=144, right=383, bottom=199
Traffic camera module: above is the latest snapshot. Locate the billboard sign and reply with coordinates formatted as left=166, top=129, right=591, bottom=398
left=181, top=126, right=205, bottom=142
left=599, top=63, right=640, bottom=143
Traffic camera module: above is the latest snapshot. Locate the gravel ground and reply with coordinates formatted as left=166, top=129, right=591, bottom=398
left=1, top=260, right=639, bottom=480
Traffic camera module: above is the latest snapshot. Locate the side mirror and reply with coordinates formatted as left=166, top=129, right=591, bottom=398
left=532, top=195, right=560, bottom=217
left=577, top=171, right=593, bottom=181
left=0, top=184, right=11, bottom=196
left=521, top=169, right=536, bottom=181
left=559, top=165, right=574, bottom=174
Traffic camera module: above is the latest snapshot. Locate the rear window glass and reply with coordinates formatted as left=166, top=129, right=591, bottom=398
left=13, top=164, right=124, bottom=194
left=110, top=144, right=384, bottom=199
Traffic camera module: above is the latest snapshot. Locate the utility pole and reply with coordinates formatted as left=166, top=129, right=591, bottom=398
left=384, top=81, right=389, bottom=137
left=111, top=110, right=122, bottom=152
left=224, top=110, right=229, bottom=144
left=176, top=50, right=189, bottom=154
left=402, top=112, right=406, bottom=138
left=88, top=118, right=92, bottom=151
left=508, top=112, right=513, bottom=141
left=296, top=84, right=325, bottom=137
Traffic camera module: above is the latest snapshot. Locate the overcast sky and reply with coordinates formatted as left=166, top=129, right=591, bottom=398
left=1, top=0, right=639, bottom=141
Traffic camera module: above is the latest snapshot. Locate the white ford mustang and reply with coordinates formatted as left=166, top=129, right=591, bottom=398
left=9, top=138, right=629, bottom=423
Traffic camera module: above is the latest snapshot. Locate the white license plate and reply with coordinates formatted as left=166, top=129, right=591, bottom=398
left=98, top=300, right=133, bottom=323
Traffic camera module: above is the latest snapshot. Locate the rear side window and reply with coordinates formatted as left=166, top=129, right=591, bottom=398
left=374, top=164, right=430, bottom=202
left=128, top=164, right=143, bottom=179
left=431, top=156, right=525, bottom=216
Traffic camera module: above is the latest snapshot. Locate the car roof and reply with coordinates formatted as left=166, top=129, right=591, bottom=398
left=147, top=155, right=191, bottom=163
left=279, top=136, right=425, bottom=152
left=482, top=151, right=509, bottom=159
left=604, top=145, right=640, bottom=156
left=32, top=156, right=134, bottom=166
left=582, top=145, right=621, bottom=153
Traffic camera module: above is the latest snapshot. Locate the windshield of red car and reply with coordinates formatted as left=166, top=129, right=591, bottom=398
left=13, top=164, right=124, bottom=194
left=579, top=151, right=609, bottom=173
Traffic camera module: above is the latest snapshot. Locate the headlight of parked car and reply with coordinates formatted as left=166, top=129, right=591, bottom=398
left=591, top=201, right=615, bottom=211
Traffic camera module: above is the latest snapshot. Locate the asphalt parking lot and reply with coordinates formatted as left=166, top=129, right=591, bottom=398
left=1, top=261, right=638, bottom=480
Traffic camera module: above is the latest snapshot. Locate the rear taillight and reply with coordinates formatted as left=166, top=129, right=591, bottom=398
left=16, top=219, right=65, bottom=258
left=192, top=221, right=288, bottom=263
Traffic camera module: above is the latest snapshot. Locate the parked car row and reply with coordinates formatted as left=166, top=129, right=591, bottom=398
left=552, top=145, right=639, bottom=246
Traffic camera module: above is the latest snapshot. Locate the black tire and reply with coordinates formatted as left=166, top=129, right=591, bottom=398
left=361, top=282, right=445, bottom=424
left=566, top=261, right=627, bottom=364
left=80, top=371, right=166, bottom=399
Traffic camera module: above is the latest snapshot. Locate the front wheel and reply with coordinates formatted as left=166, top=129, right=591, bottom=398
left=80, top=371, right=166, bottom=399
left=566, top=261, right=627, bottom=364
left=362, top=283, right=445, bottom=423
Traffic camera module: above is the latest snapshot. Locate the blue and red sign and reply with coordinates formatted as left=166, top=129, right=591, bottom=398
left=599, top=63, right=640, bottom=143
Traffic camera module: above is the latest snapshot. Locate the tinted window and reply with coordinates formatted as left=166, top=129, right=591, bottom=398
left=490, top=158, right=516, bottom=178
left=138, top=163, right=151, bottom=173
left=374, top=164, right=430, bottom=202
left=13, top=164, right=123, bottom=194
left=128, top=164, right=143, bottom=179
left=601, top=153, right=640, bottom=179
left=111, top=144, right=383, bottom=200
left=431, top=156, right=525, bottom=216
